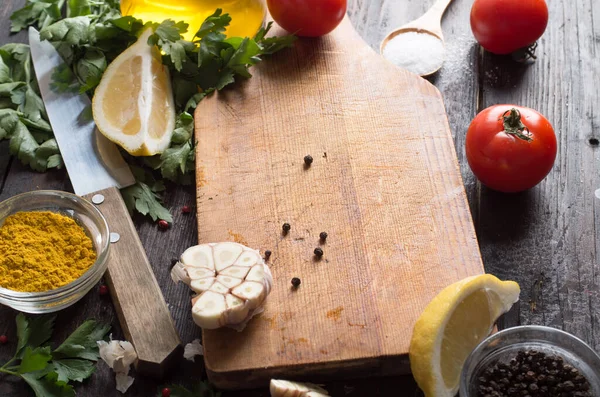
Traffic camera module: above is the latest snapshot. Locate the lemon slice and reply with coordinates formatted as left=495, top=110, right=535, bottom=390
left=92, top=28, right=175, bottom=156
left=409, top=274, right=520, bottom=397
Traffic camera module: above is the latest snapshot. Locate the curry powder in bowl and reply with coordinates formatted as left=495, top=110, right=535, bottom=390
left=0, top=190, right=110, bottom=313
left=0, top=211, right=97, bottom=292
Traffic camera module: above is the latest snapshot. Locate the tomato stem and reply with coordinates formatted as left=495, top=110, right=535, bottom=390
left=501, top=108, right=533, bottom=142
left=511, top=42, right=538, bottom=63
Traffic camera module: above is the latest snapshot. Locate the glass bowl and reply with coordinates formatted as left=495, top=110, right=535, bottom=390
left=460, top=325, right=600, bottom=397
left=0, top=190, right=110, bottom=313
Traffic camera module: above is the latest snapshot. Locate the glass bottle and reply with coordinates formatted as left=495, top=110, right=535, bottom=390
left=120, top=0, right=266, bottom=41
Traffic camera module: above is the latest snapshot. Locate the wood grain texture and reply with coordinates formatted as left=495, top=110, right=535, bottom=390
left=194, top=14, right=484, bottom=389
left=83, top=186, right=181, bottom=377
left=475, top=0, right=600, bottom=350
left=2, top=0, right=598, bottom=396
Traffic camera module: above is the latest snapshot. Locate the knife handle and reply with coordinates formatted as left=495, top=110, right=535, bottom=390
left=84, top=186, right=182, bottom=377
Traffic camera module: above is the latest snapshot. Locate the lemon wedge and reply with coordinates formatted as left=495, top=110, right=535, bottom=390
left=92, top=28, right=175, bottom=156
left=409, top=274, right=520, bottom=397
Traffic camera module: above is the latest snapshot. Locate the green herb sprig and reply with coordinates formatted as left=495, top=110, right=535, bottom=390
left=0, top=313, right=110, bottom=397
left=2, top=0, right=295, bottom=222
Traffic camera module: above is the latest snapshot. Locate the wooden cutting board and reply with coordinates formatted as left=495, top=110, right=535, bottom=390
left=194, top=16, right=484, bottom=390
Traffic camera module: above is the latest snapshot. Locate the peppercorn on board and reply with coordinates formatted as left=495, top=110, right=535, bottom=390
left=194, top=16, right=484, bottom=389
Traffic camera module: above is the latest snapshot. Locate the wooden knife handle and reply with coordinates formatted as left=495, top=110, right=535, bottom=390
left=84, top=186, right=181, bottom=377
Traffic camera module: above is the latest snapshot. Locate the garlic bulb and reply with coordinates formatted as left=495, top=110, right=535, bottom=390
left=270, top=379, right=330, bottom=397
left=172, top=242, right=273, bottom=330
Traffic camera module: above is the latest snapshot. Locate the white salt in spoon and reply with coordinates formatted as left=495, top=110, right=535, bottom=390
left=380, top=0, right=454, bottom=76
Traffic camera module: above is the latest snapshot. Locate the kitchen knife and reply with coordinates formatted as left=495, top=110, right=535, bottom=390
left=29, top=27, right=181, bottom=377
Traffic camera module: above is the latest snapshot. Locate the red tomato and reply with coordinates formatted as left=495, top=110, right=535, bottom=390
left=267, top=0, right=347, bottom=37
left=470, top=0, right=549, bottom=55
left=465, top=105, right=557, bottom=193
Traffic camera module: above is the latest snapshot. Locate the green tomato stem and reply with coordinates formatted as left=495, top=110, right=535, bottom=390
left=502, top=108, right=533, bottom=142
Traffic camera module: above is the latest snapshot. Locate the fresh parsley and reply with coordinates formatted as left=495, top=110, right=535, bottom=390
left=2, top=0, right=295, bottom=223
left=0, top=313, right=110, bottom=397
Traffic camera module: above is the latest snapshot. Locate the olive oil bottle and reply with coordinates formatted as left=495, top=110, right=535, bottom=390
left=120, top=0, right=266, bottom=41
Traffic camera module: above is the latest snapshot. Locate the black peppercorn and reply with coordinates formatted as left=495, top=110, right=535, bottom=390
left=282, top=223, right=291, bottom=233
left=319, top=231, right=328, bottom=241
left=264, top=250, right=272, bottom=260
left=304, top=155, right=313, bottom=165
left=314, top=247, right=323, bottom=258
left=475, top=349, right=593, bottom=397
left=291, top=277, right=301, bottom=287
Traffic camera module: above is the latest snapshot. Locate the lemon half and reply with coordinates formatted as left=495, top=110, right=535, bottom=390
left=409, top=274, right=520, bottom=397
left=92, top=28, right=175, bottom=156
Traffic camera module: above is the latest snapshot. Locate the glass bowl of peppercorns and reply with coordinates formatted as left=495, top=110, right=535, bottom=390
left=460, top=325, right=600, bottom=397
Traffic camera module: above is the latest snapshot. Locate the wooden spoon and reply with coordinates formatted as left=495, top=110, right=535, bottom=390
left=380, top=0, right=454, bottom=76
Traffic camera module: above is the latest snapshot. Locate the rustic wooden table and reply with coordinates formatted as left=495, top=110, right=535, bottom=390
left=1, top=0, right=599, bottom=396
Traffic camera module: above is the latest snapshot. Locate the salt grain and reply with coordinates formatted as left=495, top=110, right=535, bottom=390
left=382, top=31, right=445, bottom=76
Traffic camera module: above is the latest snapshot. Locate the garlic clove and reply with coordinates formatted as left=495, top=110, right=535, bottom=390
left=234, top=250, right=260, bottom=267
left=214, top=242, right=244, bottom=271
left=192, top=291, right=227, bottom=329
left=187, top=267, right=215, bottom=280
left=209, top=281, right=230, bottom=295
left=224, top=293, right=250, bottom=325
left=181, top=244, right=215, bottom=269
left=220, top=265, right=251, bottom=279
left=246, top=264, right=265, bottom=283
left=217, top=275, right=243, bottom=289
left=190, top=277, right=216, bottom=293
left=171, top=262, right=190, bottom=284
left=270, top=379, right=330, bottom=397
left=231, top=281, right=265, bottom=309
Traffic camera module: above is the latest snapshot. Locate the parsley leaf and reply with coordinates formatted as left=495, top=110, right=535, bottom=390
left=52, top=358, right=96, bottom=382
left=147, top=20, right=189, bottom=71
left=19, top=347, right=53, bottom=373
left=171, top=111, right=194, bottom=144
left=160, top=141, right=194, bottom=182
left=3, top=314, right=109, bottom=397
left=10, top=0, right=66, bottom=33
left=0, top=43, right=62, bottom=171
left=39, top=16, right=92, bottom=45
left=16, top=313, right=56, bottom=357
left=121, top=180, right=174, bottom=222
left=22, top=372, right=76, bottom=397
left=53, top=320, right=110, bottom=361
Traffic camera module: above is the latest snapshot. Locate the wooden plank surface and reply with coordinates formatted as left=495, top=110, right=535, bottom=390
left=194, top=12, right=484, bottom=389
left=1, top=0, right=599, bottom=395
left=82, top=186, right=182, bottom=377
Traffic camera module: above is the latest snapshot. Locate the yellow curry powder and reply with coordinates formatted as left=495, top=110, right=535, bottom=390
left=0, top=211, right=97, bottom=292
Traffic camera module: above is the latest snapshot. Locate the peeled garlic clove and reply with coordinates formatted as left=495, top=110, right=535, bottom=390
left=217, top=275, right=243, bottom=289
left=220, top=266, right=251, bottom=279
left=270, top=379, right=330, bottom=397
left=176, top=242, right=273, bottom=329
left=190, top=277, right=215, bottom=293
left=187, top=267, right=215, bottom=280
left=231, top=281, right=265, bottom=309
left=192, top=291, right=227, bottom=329
left=214, top=242, right=244, bottom=271
left=181, top=244, right=215, bottom=269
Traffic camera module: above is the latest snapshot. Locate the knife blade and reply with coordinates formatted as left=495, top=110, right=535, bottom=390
left=28, top=29, right=134, bottom=195
left=29, top=27, right=181, bottom=376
